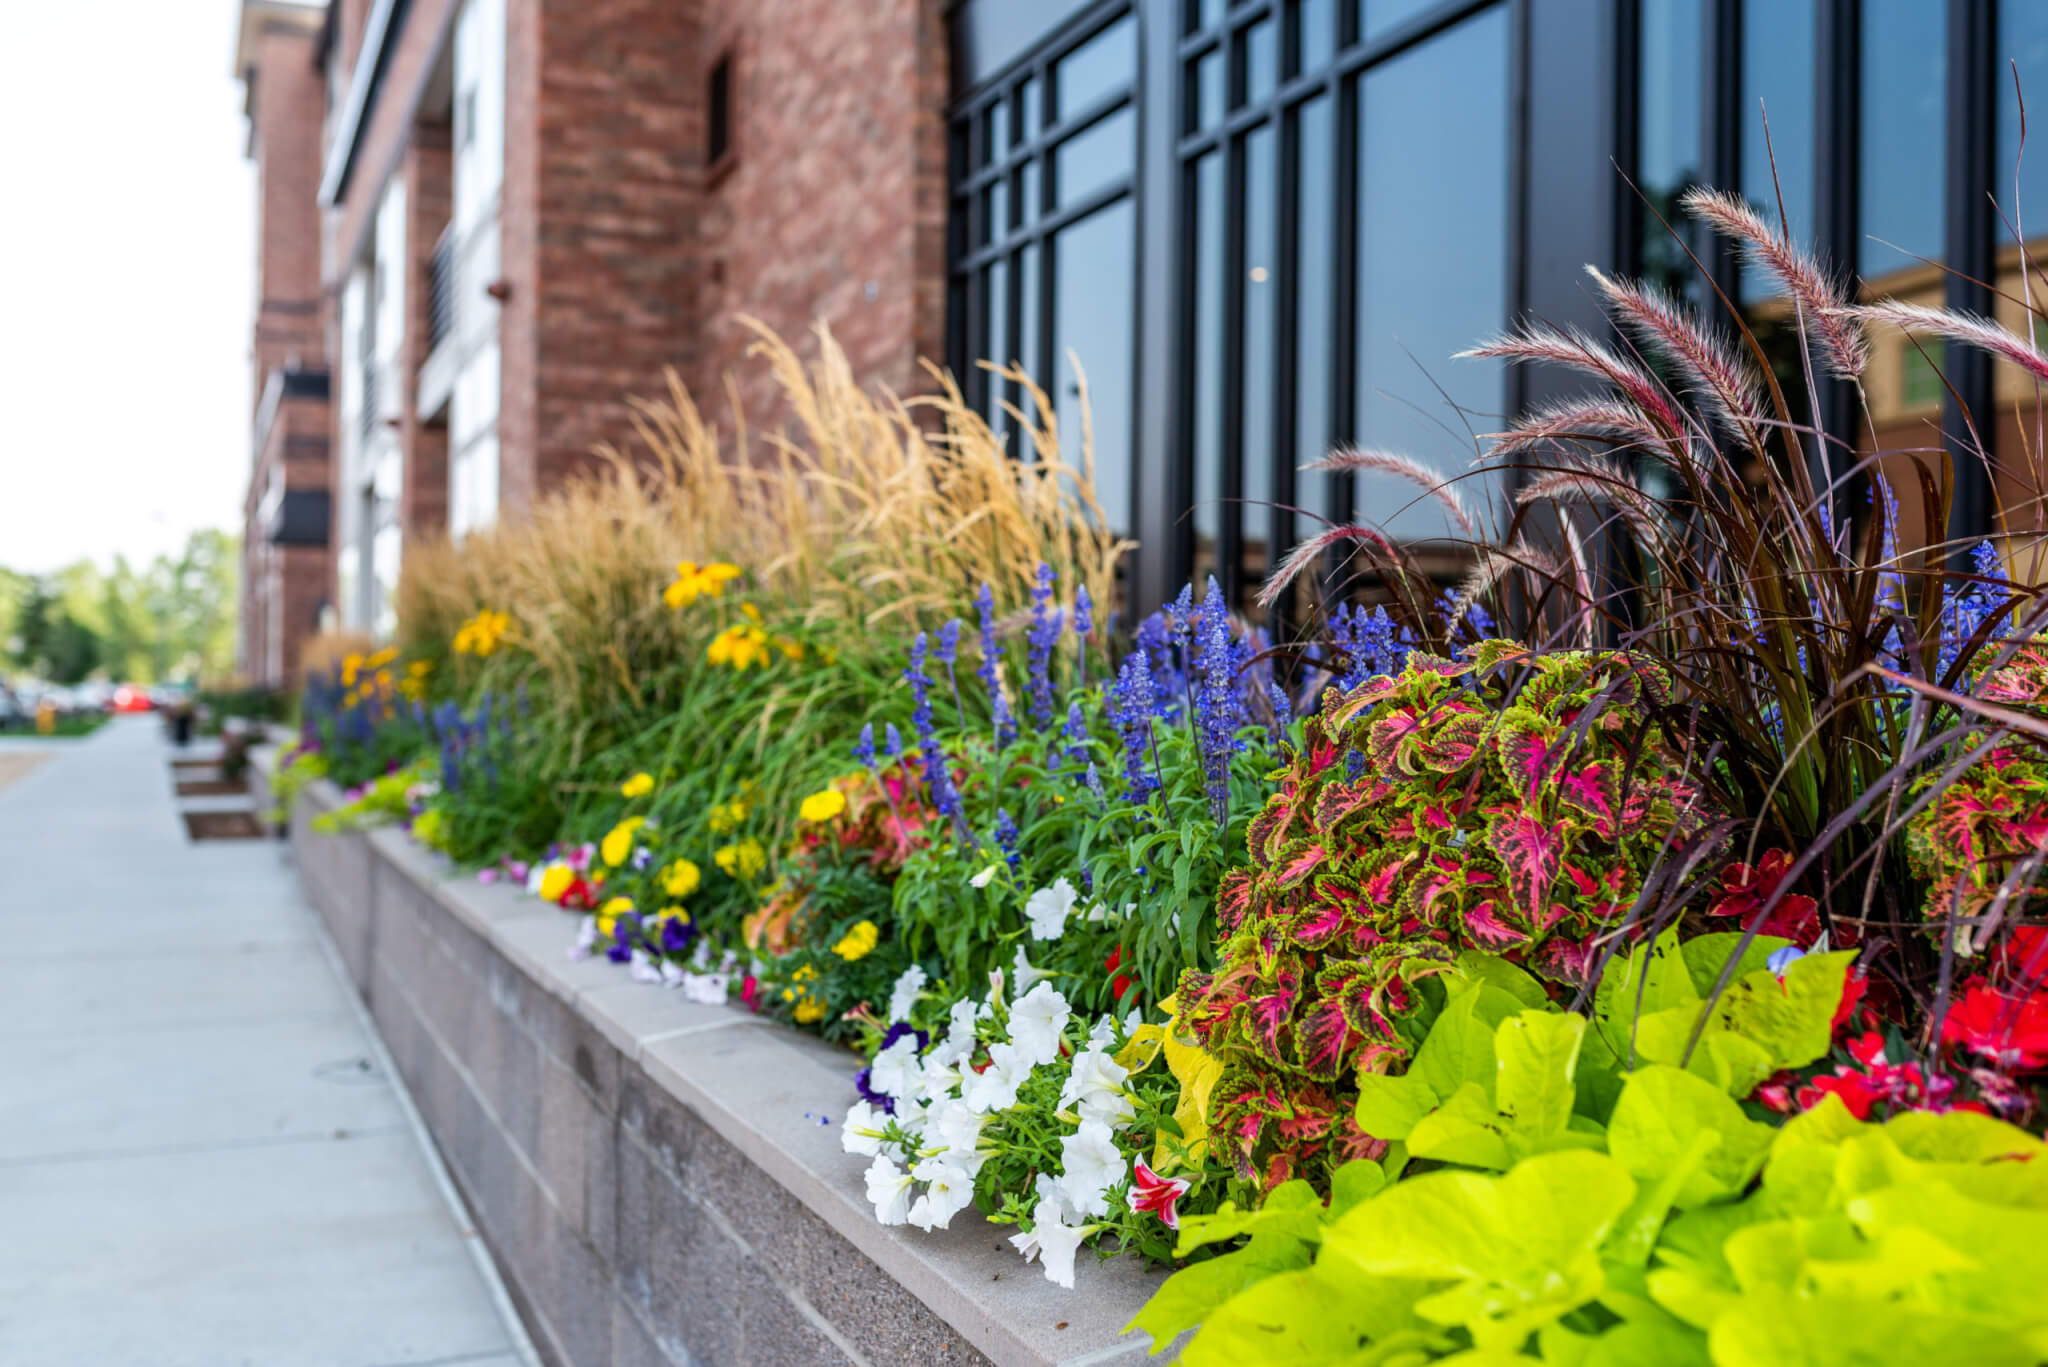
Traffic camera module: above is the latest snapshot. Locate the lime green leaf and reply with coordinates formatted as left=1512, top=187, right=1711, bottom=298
left=1323, top=1149, right=1636, bottom=1347
left=1174, top=1180, right=1325, bottom=1256
left=1415, top=985, right=1505, bottom=1103
left=1329, top=1158, right=1388, bottom=1218
left=1177, top=1266, right=1429, bottom=1367
left=1706, top=1286, right=2046, bottom=1367
left=1125, top=1231, right=1312, bottom=1349
left=1454, top=950, right=1553, bottom=1010
left=1604, top=1127, right=1715, bottom=1268
left=1678, top=932, right=1788, bottom=997
left=1711, top=949, right=1853, bottom=1072
left=1407, top=1082, right=1511, bottom=1170
left=1495, top=1010, right=1586, bottom=1138
left=1608, top=1064, right=1773, bottom=1208
left=1354, top=1069, right=1440, bottom=1142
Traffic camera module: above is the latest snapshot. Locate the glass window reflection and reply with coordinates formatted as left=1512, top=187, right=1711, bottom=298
left=1355, top=5, right=1508, bottom=542
left=1056, top=201, right=1137, bottom=534
left=1056, top=15, right=1137, bottom=119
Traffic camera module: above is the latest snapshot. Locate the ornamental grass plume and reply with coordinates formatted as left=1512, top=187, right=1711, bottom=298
left=1262, top=172, right=2048, bottom=1089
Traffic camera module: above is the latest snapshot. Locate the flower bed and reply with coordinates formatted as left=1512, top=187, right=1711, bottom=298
left=274, top=196, right=2048, bottom=1367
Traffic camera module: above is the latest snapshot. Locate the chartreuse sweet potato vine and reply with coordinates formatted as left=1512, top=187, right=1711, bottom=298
left=1134, top=943, right=2048, bottom=1365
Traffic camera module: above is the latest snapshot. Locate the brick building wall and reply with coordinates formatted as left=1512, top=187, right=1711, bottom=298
left=687, top=0, right=950, bottom=429
left=238, top=0, right=334, bottom=685
left=251, top=25, right=327, bottom=404
left=310, top=0, right=951, bottom=583
left=497, top=0, right=706, bottom=513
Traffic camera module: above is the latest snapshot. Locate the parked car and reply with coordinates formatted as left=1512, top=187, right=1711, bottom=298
left=0, top=679, right=22, bottom=729
left=111, top=685, right=154, bottom=714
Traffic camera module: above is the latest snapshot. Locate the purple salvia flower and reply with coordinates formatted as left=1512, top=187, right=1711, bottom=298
left=1026, top=563, right=1060, bottom=728
left=937, top=618, right=966, bottom=723
left=852, top=722, right=877, bottom=770
left=1063, top=701, right=1089, bottom=768
left=1112, top=653, right=1161, bottom=804
left=1073, top=585, right=1094, bottom=687
left=884, top=722, right=904, bottom=763
left=993, top=808, right=1021, bottom=870
left=1194, top=577, right=1235, bottom=824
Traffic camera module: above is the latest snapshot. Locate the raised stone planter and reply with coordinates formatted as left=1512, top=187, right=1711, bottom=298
left=252, top=749, right=1163, bottom=1367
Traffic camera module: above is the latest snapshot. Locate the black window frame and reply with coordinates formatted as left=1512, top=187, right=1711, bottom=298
left=1615, top=0, right=2003, bottom=553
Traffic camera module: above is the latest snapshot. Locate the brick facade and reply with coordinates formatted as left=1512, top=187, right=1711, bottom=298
left=248, top=0, right=951, bottom=644
left=499, top=0, right=705, bottom=512
left=237, top=1, right=334, bottom=687
left=687, top=0, right=950, bottom=427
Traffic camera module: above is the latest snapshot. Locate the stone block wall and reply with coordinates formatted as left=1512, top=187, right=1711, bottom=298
left=277, top=774, right=1159, bottom=1367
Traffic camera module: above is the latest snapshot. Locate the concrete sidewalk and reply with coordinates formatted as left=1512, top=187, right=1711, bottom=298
left=0, top=718, right=532, bottom=1367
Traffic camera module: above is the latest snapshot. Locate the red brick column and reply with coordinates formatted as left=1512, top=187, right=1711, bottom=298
left=401, top=127, right=454, bottom=541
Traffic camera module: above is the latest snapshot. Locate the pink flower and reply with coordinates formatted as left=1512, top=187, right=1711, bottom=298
left=1126, top=1156, right=1191, bottom=1230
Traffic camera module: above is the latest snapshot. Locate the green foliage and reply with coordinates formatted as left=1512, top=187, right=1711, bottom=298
left=267, top=746, right=327, bottom=821
left=312, top=760, right=435, bottom=833
left=1, top=530, right=239, bottom=685
left=1175, top=645, right=1716, bottom=1192
left=1134, top=946, right=2043, bottom=1366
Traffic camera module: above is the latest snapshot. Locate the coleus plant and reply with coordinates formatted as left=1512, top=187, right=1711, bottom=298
left=1906, top=641, right=2048, bottom=938
left=1176, top=642, right=1719, bottom=1191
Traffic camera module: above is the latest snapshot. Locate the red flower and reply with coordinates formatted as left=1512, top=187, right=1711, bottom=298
left=1995, top=926, right=2048, bottom=986
left=1847, top=1031, right=1888, bottom=1067
left=1708, top=848, right=1820, bottom=945
left=1943, top=980, right=2048, bottom=1071
left=1107, top=946, right=1133, bottom=1003
left=1797, top=1068, right=1882, bottom=1120
left=1833, top=968, right=1868, bottom=1033
left=740, top=975, right=760, bottom=1011
left=1126, top=1155, right=1192, bottom=1230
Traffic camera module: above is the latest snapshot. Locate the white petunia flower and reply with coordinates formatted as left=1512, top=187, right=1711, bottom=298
left=920, top=1052, right=964, bottom=1101
left=868, top=1034, right=926, bottom=1104
left=925, top=1098, right=990, bottom=1174
left=1059, top=1048, right=1133, bottom=1129
left=1024, top=878, right=1079, bottom=940
left=865, top=1155, right=915, bottom=1226
left=1086, top=1014, right=1117, bottom=1051
left=969, top=863, right=1000, bottom=889
left=841, top=1100, right=889, bottom=1158
left=1056, top=1118, right=1125, bottom=1219
left=524, top=863, right=546, bottom=896
left=1031, top=1210, right=1091, bottom=1289
left=961, top=1040, right=1034, bottom=1114
left=568, top=915, right=598, bottom=961
left=1033, top=1170, right=1078, bottom=1225
left=907, top=1158, right=975, bottom=1231
left=1009, top=981, right=1072, bottom=1068
left=887, top=965, right=929, bottom=1024
left=1011, top=945, right=1051, bottom=996
left=676, top=970, right=731, bottom=1004
left=629, top=950, right=662, bottom=984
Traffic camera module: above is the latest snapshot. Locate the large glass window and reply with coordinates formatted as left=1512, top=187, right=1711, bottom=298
left=1739, top=0, right=1817, bottom=303
left=1353, top=6, right=1510, bottom=543
left=948, top=10, right=1138, bottom=535
left=1636, top=0, right=1702, bottom=296
left=1178, top=0, right=1512, bottom=606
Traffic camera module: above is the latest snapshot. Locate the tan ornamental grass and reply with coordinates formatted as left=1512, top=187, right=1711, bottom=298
left=396, top=319, right=1130, bottom=727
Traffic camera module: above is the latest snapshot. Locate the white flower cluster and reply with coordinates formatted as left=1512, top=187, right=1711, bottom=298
left=841, top=976, right=1140, bottom=1288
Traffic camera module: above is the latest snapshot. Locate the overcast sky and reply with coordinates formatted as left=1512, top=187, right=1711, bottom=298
left=0, top=0, right=256, bottom=575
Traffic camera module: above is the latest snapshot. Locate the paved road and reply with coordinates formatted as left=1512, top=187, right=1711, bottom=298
left=0, top=718, right=531, bottom=1367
